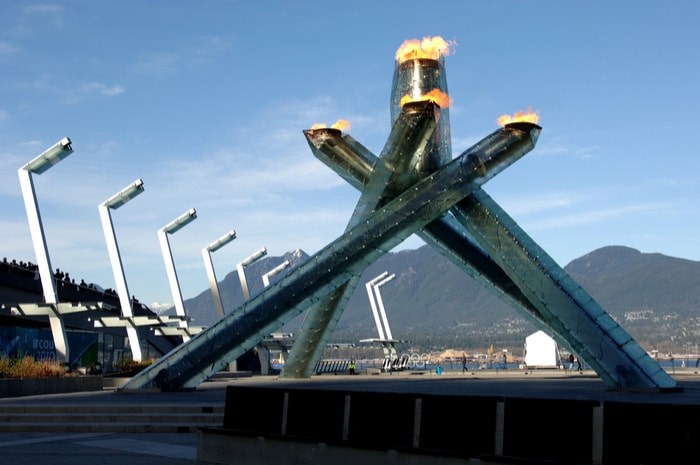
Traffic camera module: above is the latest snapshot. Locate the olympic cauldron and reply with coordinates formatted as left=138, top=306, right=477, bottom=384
left=124, top=37, right=677, bottom=392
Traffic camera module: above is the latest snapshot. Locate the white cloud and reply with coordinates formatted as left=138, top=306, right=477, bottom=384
left=0, top=219, right=34, bottom=261
left=451, top=134, right=485, bottom=154
left=524, top=202, right=670, bottom=231
left=500, top=192, right=577, bottom=216
left=188, top=35, right=233, bottom=65
left=61, top=82, right=125, bottom=104
left=87, top=82, right=125, bottom=96
left=17, top=3, right=65, bottom=32
left=131, top=52, right=180, bottom=76
left=0, top=41, right=19, bottom=55
left=148, top=142, right=344, bottom=213
left=129, top=35, right=232, bottom=77
left=18, top=74, right=53, bottom=92
left=13, top=75, right=124, bottom=103
left=23, top=4, right=63, bottom=14
left=535, top=136, right=600, bottom=160
left=79, top=82, right=125, bottom=97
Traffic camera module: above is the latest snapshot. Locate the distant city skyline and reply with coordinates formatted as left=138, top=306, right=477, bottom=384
left=1, top=2, right=699, bottom=306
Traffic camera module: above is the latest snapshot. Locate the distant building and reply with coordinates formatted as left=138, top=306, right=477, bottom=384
left=523, top=330, right=561, bottom=369
left=0, top=258, right=181, bottom=373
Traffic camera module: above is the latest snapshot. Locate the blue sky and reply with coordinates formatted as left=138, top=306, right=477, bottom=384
left=1, top=1, right=699, bottom=308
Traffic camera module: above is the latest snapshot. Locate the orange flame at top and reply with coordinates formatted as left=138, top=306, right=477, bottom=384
left=310, top=119, right=351, bottom=132
left=497, top=109, right=539, bottom=127
left=331, top=119, right=351, bottom=131
left=395, top=36, right=455, bottom=63
left=400, top=89, right=452, bottom=108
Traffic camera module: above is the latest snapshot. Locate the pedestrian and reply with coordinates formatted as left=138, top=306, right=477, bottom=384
left=461, top=353, right=467, bottom=373
left=576, top=357, right=582, bottom=371
left=348, top=359, right=356, bottom=375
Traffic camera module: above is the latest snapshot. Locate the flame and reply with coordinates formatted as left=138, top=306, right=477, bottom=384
left=395, top=36, right=455, bottom=63
left=497, top=109, right=539, bottom=126
left=331, top=119, right=350, bottom=131
left=400, top=89, right=452, bottom=108
left=309, top=119, right=351, bottom=132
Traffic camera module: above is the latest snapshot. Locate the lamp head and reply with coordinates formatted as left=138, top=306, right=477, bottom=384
left=367, top=271, right=390, bottom=286
left=375, top=273, right=397, bottom=288
left=240, top=247, right=267, bottom=267
left=266, top=259, right=290, bottom=278
left=103, top=179, right=145, bottom=209
left=162, top=208, right=197, bottom=234
left=206, top=230, right=237, bottom=252
left=22, top=137, right=73, bottom=174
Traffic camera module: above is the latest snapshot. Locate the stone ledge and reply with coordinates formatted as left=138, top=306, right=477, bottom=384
left=102, top=377, right=130, bottom=389
left=0, top=376, right=103, bottom=398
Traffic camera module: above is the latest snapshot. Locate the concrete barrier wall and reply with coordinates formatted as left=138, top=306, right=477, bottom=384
left=503, top=397, right=597, bottom=463
left=205, top=384, right=700, bottom=464
left=603, top=401, right=700, bottom=463
left=215, top=385, right=599, bottom=464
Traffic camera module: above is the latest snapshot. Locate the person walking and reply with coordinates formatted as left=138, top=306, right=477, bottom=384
left=461, top=353, right=468, bottom=373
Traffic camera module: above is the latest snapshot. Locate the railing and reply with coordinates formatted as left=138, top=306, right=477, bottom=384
left=314, top=359, right=349, bottom=375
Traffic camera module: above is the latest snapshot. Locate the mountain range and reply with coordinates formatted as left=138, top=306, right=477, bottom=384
left=179, top=245, right=700, bottom=354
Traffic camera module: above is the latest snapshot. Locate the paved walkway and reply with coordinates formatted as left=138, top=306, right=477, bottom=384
left=0, top=380, right=230, bottom=464
left=0, top=431, right=200, bottom=465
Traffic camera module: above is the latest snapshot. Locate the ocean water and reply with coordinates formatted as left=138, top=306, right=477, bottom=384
left=274, top=355, right=700, bottom=375
left=351, top=356, right=700, bottom=374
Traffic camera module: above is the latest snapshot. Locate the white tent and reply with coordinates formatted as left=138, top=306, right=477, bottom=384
left=523, top=330, right=560, bottom=368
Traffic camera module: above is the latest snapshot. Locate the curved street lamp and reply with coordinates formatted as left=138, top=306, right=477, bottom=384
left=373, top=273, right=396, bottom=340
left=158, top=208, right=197, bottom=341
left=262, top=260, right=290, bottom=288
left=365, top=271, right=389, bottom=340
left=237, top=247, right=267, bottom=300
left=98, top=178, right=145, bottom=361
left=17, top=137, right=73, bottom=306
left=202, top=230, right=236, bottom=318
left=17, top=137, right=73, bottom=363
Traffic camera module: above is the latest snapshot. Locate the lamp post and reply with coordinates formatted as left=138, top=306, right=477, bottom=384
left=17, top=137, right=73, bottom=306
left=262, top=260, right=290, bottom=288
left=17, top=137, right=73, bottom=363
left=365, top=271, right=397, bottom=368
left=373, top=273, right=396, bottom=340
left=237, top=247, right=267, bottom=300
left=202, top=230, right=236, bottom=319
left=98, top=179, right=145, bottom=361
left=258, top=257, right=290, bottom=376
left=158, top=208, right=197, bottom=341
left=365, top=271, right=389, bottom=340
